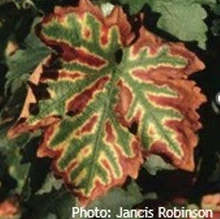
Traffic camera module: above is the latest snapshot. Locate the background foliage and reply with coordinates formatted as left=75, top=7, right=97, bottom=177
left=0, top=0, right=220, bottom=218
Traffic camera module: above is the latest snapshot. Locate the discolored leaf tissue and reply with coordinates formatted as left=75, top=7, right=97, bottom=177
left=8, top=0, right=206, bottom=205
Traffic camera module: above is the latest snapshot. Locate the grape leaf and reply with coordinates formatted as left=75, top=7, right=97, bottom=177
left=5, top=19, right=50, bottom=94
left=8, top=0, right=205, bottom=205
left=144, top=155, right=175, bottom=175
left=144, top=0, right=212, bottom=49
left=117, top=0, right=217, bottom=15
left=117, top=0, right=216, bottom=49
left=75, top=181, right=144, bottom=219
left=0, top=124, right=31, bottom=193
left=24, top=186, right=75, bottom=219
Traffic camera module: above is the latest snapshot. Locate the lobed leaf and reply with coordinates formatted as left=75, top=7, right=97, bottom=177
left=0, top=124, right=31, bottom=193
left=80, top=181, right=144, bottom=219
left=5, top=20, right=50, bottom=94
left=145, top=0, right=209, bottom=49
left=8, top=0, right=206, bottom=205
left=117, top=0, right=216, bottom=49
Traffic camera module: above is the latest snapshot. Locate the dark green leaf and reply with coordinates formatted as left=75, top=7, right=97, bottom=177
left=145, top=0, right=208, bottom=49
left=23, top=187, right=75, bottom=219
left=77, top=181, right=144, bottom=219
left=0, top=124, right=31, bottom=193
left=144, top=155, right=175, bottom=175
left=5, top=18, right=50, bottom=94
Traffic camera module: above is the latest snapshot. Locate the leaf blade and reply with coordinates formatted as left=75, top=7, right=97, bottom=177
left=8, top=0, right=206, bottom=205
